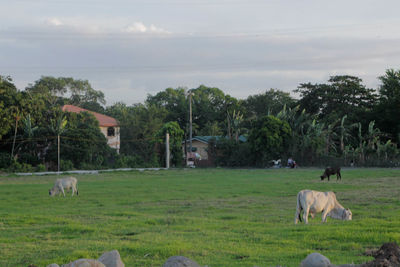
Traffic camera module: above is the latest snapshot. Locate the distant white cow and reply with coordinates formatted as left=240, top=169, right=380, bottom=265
left=294, top=189, right=352, bottom=224
left=49, top=177, right=78, bottom=197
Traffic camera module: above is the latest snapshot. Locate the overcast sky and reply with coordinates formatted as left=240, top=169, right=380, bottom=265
left=1, top=0, right=400, bottom=105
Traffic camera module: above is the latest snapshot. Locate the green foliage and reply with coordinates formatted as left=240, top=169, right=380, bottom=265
left=242, top=88, right=296, bottom=119
left=43, top=112, right=114, bottom=170
left=35, top=164, right=46, bottom=172
left=374, top=69, right=400, bottom=142
left=26, top=76, right=106, bottom=109
left=114, top=154, right=144, bottom=168
left=7, top=160, right=34, bottom=173
left=0, top=75, right=19, bottom=140
left=249, top=115, right=292, bottom=166
left=295, top=75, right=377, bottom=125
left=106, top=102, right=166, bottom=162
left=60, top=160, right=74, bottom=171
left=212, top=138, right=253, bottom=167
left=0, top=152, right=11, bottom=169
left=146, top=87, right=188, bottom=129
left=1, top=71, right=400, bottom=169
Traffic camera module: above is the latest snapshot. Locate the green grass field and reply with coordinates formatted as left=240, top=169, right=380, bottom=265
left=0, top=168, right=399, bottom=266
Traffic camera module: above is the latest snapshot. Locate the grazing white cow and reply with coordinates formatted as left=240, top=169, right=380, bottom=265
left=49, top=177, right=78, bottom=197
left=294, top=189, right=352, bottom=224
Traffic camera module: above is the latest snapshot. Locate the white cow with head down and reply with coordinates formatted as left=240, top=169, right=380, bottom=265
left=295, top=189, right=352, bottom=224
left=49, top=177, right=78, bottom=197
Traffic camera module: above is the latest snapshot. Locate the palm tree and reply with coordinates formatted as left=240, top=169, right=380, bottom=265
left=49, top=115, right=68, bottom=172
left=17, top=114, right=39, bottom=158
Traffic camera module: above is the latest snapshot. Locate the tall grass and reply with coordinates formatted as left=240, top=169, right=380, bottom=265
left=0, top=168, right=399, bottom=266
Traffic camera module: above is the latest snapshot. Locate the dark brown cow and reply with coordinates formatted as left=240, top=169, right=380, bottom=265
left=320, top=167, right=341, bottom=181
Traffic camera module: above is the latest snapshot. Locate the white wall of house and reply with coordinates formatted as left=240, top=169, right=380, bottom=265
left=100, top=126, right=120, bottom=153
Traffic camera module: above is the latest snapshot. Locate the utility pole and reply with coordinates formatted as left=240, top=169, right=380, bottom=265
left=57, top=135, right=60, bottom=173
left=166, top=132, right=170, bottom=168
left=189, top=90, right=193, bottom=155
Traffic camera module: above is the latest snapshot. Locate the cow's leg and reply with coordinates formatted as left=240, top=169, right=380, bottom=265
left=327, top=175, right=330, bottom=181
left=303, top=208, right=310, bottom=224
left=322, top=210, right=329, bottom=222
left=60, top=187, right=65, bottom=197
left=71, top=186, right=75, bottom=196
left=338, top=172, right=341, bottom=180
left=295, top=207, right=302, bottom=224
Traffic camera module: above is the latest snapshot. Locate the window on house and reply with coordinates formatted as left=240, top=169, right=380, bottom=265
left=107, top=127, right=115, bottom=136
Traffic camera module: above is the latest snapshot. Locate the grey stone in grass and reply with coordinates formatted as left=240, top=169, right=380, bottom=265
left=98, top=250, right=125, bottom=267
left=300, top=252, right=331, bottom=267
left=61, top=259, right=106, bottom=267
left=46, top=264, right=60, bottom=267
left=162, top=256, right=202, bottom=267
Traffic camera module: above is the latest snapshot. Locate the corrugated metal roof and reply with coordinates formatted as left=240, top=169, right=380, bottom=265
left=62, top=105, right=119, bottom=127
left=187, top=135, right=247, bottom=143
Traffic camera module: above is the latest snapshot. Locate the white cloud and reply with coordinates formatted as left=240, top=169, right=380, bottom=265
left=45, top=18, right=64, bottom=27
left=124, top=22, right=170, bottom=34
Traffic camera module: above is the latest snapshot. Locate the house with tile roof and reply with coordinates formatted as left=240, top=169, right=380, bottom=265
left=62, top=105, right=120, bottom=153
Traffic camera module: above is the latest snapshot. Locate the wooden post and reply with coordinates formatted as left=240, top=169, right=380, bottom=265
left=57, top=135, right=60, bottom=173
left=189, top=92, right=193, bottom=154
left=166, top=133, right=170, bottom=169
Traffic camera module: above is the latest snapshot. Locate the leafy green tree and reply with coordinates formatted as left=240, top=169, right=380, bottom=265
left=146, top=85, right=242, bottom=137
left=243, top=89, right=296, bottom=120
left=248, top=115, right=291, bottom=166
left=106, top=102, right=166, bottom=165
left=14, top=114, right=40, bottom=165
left=57, top=112, right=114, bottom=169
left=374, top=69, right=400, bottom=142
left=0, top=76, right=20, bottom=140
left=156, top=121, right=184, bottom=167
left=295, top=75, right=377, bottom=125
left=26, top=76, right=106, bottom=112
left=146, top=87, right=188, bottom=129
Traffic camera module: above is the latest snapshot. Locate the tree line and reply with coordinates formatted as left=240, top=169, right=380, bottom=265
left=1, top=69, right=400, bottom=171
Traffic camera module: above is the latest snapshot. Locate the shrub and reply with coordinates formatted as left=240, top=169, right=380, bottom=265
left=8, top=161, right=34, bottom=173
left=212, top=139, right=253, bottom=167
left=60, top=160, right=74, bottom=171
left=0, top=152, right=11, bottom=169
left=114, top=154, right=144, bottom=168
left=18, top=153, right=41, bottom=166
left=35, top=164, right=46, bottom=172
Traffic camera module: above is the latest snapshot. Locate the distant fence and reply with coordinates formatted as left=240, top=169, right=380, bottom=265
left=15, top=168, right=168, bottom=176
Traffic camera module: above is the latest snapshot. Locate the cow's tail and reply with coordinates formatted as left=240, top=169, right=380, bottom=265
left=295, top=192, right=303, bottom=223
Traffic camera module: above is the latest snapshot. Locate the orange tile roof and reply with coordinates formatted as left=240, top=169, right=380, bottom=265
left=62, top=105, right=119, bottom=127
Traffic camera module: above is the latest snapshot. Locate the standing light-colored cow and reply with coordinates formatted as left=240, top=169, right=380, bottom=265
left=294, top=189, right=352, bottom=224
left=49, top=177, right=78, bottom=197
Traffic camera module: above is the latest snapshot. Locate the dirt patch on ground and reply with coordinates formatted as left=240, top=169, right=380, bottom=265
left=362, top=242, right=400, bottom=267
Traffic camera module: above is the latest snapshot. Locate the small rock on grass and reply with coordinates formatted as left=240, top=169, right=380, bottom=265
left=162, top=256, right=202, bottom=267
left=61, top=259, right=105, bottom=267
left=98, top=250, right=125, bottom=267
left=300, top=252, right=331, bottom=267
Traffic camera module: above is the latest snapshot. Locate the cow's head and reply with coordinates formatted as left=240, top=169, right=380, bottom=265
left=49, top=188, right=56, bottom=197
left=320, top=174, right=326, bottom=180
left=342, top=208, right=352, bottom=220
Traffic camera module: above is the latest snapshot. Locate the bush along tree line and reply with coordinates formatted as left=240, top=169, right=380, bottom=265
left=1, top=70, right=400, bottom=172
